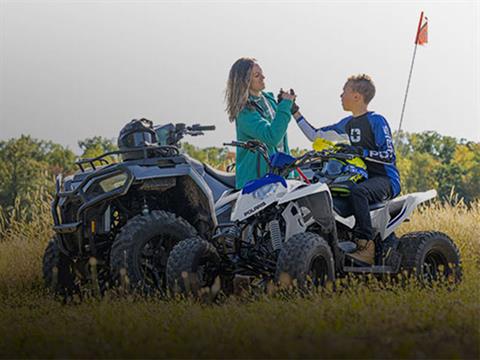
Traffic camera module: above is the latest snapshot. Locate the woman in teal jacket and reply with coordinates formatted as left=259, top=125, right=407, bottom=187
left=225, top=58, right=296, bottom=189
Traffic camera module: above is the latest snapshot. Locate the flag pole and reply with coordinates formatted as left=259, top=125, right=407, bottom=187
left=396, top=11, right=424, bottom=145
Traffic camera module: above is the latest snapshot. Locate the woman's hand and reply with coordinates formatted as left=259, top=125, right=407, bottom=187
left=277, top=88, right=296, bottom=101
left=277, top=88, right=300, bottom=114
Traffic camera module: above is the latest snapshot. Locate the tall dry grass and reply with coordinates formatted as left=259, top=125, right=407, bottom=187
left=0, top=190, right=53, bottom=294
left=0, top=196, right=478, bottom=358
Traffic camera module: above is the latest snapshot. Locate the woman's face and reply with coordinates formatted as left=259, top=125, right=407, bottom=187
left=249, top=63, right=266, bottom=94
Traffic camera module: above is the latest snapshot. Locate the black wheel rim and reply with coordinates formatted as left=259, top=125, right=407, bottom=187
left=422, top=250, right=450, bottom=282
left=139, top=234, right=177, bottom=290
left=195, top=256, right=218, bottom=289
left=308, top=256, right=330, bottom=287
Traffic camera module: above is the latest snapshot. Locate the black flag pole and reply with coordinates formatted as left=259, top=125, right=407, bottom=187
left=396, top=11, right=425, bottom=145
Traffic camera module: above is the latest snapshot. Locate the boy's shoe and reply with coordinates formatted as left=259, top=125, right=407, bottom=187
left=348, top=239, right=375, bottom=265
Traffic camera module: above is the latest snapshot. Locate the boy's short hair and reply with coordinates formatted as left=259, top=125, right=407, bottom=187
left=346, top=74, right=376, bottom=104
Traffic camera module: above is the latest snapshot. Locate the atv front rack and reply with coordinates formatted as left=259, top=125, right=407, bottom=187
left=75, top=145, right=180, bottom=172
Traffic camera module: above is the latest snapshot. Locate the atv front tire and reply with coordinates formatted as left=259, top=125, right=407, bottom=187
left=275, top=232, right=335, bottom=288
left=42, top=238, right=79, bottom=297
left=110, top=210, right=197, bottom=293
left=166, top=236, right=225, bottom=297
left=398, top=231, right=462, bottom=283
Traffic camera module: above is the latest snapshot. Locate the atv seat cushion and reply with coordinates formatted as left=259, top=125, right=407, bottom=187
left=332, top=197, right=386, bottom=218
left=204, top=163, right=236, bottom=188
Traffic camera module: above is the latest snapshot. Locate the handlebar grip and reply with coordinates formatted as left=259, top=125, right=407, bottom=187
left=224, top=140, right=244, bottom=146
left=192, top=124, right=216, bottom=131
left=333, top=152, right=355, bottom=160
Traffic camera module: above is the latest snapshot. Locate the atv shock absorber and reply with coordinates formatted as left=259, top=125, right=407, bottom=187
left=269, top=219, right=282, bottom=251
left=142, top=194, right=149, bottom=215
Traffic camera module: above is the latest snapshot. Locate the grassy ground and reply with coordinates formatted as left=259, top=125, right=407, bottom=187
left=0, top=200, right=479, bottom=359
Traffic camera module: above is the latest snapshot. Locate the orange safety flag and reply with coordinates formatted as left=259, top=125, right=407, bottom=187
left=416, top=16, right=428, bottom=45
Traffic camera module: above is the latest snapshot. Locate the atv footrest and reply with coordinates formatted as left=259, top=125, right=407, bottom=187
left=343, top=265, right=395, bottom=274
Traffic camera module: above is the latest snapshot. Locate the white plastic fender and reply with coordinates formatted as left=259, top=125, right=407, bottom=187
left=277, top=181, right=331, bottom=205
left=215, top=189, right=239, bottom=211
left=333, top=189, right=438, bottom=239
left=382, top=189, right=437, bottom=238
left=230, top=182, right=288, bottom=222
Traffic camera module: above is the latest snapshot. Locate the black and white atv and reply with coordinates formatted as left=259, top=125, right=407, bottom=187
left=166, top=141, right=461, bottom=295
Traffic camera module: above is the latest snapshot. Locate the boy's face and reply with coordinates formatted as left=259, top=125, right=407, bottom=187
left=340, top=82, right=364, bottom=111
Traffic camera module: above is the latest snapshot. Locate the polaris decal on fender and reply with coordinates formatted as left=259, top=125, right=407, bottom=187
left=244, top=201, right=267, bottom=217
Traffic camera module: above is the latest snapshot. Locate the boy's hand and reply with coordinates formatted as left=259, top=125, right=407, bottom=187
left=335, top=144, right=365, bottom=157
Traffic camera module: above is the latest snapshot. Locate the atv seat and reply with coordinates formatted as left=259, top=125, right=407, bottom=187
left=332, top=197, right=386, bottom=218
left=204, top=163, right=236, bottom=188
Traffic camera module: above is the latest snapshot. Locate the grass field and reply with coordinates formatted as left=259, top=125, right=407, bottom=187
left=0, top=199, right=479, bottom=359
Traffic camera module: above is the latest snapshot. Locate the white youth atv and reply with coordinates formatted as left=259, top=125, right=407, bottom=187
left=166, top=141, right=461, bottom=294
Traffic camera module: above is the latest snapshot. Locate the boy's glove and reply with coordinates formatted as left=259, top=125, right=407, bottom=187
left=290, top=100, right=300, bottom=115
left=335, top=143, right=365, bottom=157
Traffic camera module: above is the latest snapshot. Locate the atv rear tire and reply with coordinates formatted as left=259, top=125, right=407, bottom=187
left=42, top=238, right=79, bottom=297
left=166, top=236, right=225, bottom=297
left=275, top=232, right=335, bottom=288
left=398, top=231, right=462, bottom=283
left=110, top=210, right=197, bottom=293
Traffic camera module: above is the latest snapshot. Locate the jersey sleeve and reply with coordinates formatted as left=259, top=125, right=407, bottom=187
left=296, top=116, right=350, bottom=143
left=366, top=114, right=396, bottom=163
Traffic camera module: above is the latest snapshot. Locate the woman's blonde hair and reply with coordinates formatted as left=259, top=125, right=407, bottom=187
left=225, top=57, right=257, bottom=122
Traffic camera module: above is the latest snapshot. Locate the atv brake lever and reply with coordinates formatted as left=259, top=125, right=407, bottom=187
left=223, top=141, right=245, bottom=148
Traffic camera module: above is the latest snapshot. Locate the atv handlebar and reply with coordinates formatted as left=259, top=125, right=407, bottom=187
left=223, top=140, right=358, bottom=180
left=190, top=124, right=216, bottom=132
left=323, top=151, right=355, bottom=161
left=223, top=140, right=270, bottom=167
left=223, top=140, right=267, bottom=152
left=224, top=140, right=310, bottom=178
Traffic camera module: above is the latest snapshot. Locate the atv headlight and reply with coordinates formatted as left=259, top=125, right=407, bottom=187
left=98, top=172, right=129, bottom=192
left=252, top=182, right=280, bottom=200
left=83, top=171, right=130, bottom=196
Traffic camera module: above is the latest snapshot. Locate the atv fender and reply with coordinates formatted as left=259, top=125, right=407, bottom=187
left=382, top=189, right=437, bottom=238
left=277, top=181, right=330, bottom=205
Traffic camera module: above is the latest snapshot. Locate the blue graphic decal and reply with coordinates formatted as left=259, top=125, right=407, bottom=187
left=242, top=173, right=287, bottom=194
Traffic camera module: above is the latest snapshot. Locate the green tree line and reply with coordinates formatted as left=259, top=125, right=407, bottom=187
left=0, top=131, right=478, bottom=227
left=0, top=136, right=116, bottom=226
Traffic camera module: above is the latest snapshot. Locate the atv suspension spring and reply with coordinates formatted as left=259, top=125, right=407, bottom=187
left=269, top=219, right=282, bottom=251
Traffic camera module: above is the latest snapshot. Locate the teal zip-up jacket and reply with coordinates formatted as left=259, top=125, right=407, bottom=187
left=235, top=92, right=293, bottom=189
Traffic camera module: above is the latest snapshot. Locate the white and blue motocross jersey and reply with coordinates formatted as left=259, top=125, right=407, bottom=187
left=297, top=111, right=401, bottom=196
